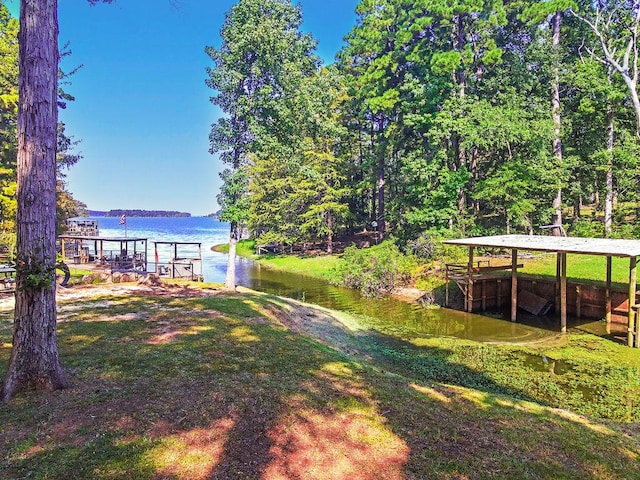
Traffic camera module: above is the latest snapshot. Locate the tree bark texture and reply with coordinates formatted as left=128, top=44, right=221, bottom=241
left=326, top=212, right=333, bottom=254
left=2, top=0, right=68, bottom=402
left=550, top=10, right=563, bottom=235
left=605, top=94, right=614, bottom=237
left=377, top=155, right=385, bottom=239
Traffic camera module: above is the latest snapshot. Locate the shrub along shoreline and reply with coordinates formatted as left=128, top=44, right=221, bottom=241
left=213, top=237, right=634, bottom=299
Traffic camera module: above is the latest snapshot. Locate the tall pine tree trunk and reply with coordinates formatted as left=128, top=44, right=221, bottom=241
left=326, top=212, right=333, bottom=254
left=3, top=0, right=68, bottom=402
left=377, top=154, right=385, bottom=239
left=551, top=10, right=564, bottom=236
left=454, top=14, right=467, bottom=220
left=376, top=118, right=386, bottom=239
left=574, top=196, right=582, bottom=218
left=604, top=88, right=615, bottom=237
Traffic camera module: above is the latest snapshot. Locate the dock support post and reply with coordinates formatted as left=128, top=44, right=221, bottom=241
left=445, top=268, right=449, bottom=308
left=628, top=256, right=637, bottom=347
left=560, top=252, right=567, bottom=333
left=481, top=280, right=487, bottom=312
left=606, top=256, right=612, bottom=335
left=511, top=249, right=518, bottom=322
left=467, top=247, right=474, bottom=313
left=575, top=285, right=581, bottom=319
left=555, top=254, right=561, bottom=313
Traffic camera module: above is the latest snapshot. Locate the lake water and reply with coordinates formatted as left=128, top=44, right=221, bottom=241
left=96, top=216, right=232, bottom=282
left=93, top=216, right=560, bottom=344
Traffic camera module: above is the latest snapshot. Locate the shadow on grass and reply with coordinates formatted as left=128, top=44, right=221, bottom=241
left=0, top=291, right=638, bottom=479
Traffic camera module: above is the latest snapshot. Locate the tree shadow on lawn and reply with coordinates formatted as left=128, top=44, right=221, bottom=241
left=0, top=291, right=638, bottom=479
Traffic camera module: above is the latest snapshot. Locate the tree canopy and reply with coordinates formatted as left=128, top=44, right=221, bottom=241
left=209, top=0, right=640, bottom=246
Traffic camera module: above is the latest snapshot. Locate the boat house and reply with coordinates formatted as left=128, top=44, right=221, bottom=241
left=66, top=217, right=99, bottom=236
left=59, top=234, right=204, bottom=282
left=443, top=235, right=640, bottom=347
left=59, top=235, right=149, bottom=271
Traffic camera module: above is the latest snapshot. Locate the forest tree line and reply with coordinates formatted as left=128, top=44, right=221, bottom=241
left=94, top=210, right=192, bottom=218
left=209, top=0, right=640, bottom=254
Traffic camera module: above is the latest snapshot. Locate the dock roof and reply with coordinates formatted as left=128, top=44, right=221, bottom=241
left=59, top=235, right=147, bottom=242
left=444, top=234, right=640, bottom=257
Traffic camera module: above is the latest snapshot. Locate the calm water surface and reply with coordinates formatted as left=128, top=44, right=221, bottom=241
left=96, top=216, right=561, bottom=344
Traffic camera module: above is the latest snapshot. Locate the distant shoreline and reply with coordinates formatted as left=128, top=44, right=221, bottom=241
left=88, top=209, right=192, bottom=218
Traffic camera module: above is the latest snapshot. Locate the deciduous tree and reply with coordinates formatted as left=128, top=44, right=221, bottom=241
left=206, top=0, right=317, bottom=287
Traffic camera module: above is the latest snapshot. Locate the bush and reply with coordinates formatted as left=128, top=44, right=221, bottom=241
left=568, top=217, right=604, bottom=238
left=611, top=222, right=640, bottom=239
left=330, top=240, right=416, bottom=297
left=406, top=232, right=440, bottom=260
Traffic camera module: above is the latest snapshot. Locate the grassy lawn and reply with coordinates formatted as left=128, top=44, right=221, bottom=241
left=1, top=284, right=639, bottom=479
left=214, top=240, right=341, bottom=281
left=520, top=253, right=633, bottom=288
left=252, top=253, right=341, bottom=280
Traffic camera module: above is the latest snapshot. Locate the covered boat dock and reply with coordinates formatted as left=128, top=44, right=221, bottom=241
left=444, top=235, right=640, bottom=347
left=59, top=235, right=148, bottom=272
left=153, top=241, right=203, bottom=281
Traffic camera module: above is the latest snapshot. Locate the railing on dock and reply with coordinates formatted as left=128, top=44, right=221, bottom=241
left=445, top=260, right=523, bottom=311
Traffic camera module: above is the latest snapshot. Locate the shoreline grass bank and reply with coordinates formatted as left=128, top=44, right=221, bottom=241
left=212, top=239, right=635, bottom=296
left=1, top=284, right=639, bottom=479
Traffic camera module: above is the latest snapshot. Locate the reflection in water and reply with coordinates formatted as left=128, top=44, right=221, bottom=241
left=219, top=254, right=559, bottom=345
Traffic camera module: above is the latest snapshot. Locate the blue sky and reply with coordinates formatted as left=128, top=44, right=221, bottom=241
left=4, top=0, right=359, bottom=216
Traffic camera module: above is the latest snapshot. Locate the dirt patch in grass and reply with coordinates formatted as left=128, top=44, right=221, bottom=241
left=1, top=283, right=639, bottom=479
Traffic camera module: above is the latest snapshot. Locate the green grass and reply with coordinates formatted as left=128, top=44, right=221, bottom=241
left=254, top=253, right=341, bottom=280
left=212, top=239, right=256, bottom=257
left=520, top=253, right=632, bottom=289
left=214, top=239, right=340, bottom=281
left=1, top=287, right=640, bottom=479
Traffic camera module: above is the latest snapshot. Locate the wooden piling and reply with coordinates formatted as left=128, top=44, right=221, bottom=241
left=606, top=256, right=612, bottom=335
left=467, top=247, right=474, bottom=313
left=560, top=252, right=567, bottom=333
left=511, top=249, right=518, bottom=322
left=629, top=256, right=637, bottom=347
left=445, top=268, right=449, bottom=308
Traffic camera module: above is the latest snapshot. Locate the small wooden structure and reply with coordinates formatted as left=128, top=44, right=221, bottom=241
left=444, top=235, right=640, bottom=347
left=59, top=235, right=148, bottom=272
left=66, top=217, right=99, bottom=236
left=153, top=241, right=203, bottom=281
left=445, top=260, right=523, bottom=312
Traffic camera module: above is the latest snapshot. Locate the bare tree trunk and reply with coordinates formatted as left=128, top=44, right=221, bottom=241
left=376, top=118, right=386, bottom=240
left=621, top=74, right=640, bottom=136
left=369, top=123, right=376, bottom=228
left=377, top=155, right=385, bottom=239
left=605, top=91, right=615, bottom=237
left=3, top=0, right=68, bottom=402
left=454, top=14, right=467, bottom=220
left=326, top=212, right=333, bottom=254
left=571, top=6, right=640, bottom=135
left=224, top=223, right=237, bottom=291
left=574, top=196, right=582, bottom=218
left=470, top=147, right=479, bottom=212
left=551, top=10, right=564, bottom=236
